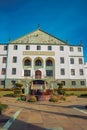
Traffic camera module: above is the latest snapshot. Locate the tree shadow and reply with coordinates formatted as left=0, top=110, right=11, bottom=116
left=5, top=102, right=87, bottom=120
left=0, top=113, right=46, bottom=130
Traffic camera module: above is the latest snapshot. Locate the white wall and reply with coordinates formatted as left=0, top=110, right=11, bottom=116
left=0, top=44, right=85, bottom=81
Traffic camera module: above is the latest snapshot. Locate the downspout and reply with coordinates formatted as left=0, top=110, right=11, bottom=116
left=5, top=42, right=9, bottom=88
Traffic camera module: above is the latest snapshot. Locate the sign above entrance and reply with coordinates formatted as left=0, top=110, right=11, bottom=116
left=23, top=51, right=55, bottom=56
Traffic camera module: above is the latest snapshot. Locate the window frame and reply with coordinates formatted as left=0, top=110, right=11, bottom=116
left=71, top=69, right=75, bottom=76
left=70, top=58, right=74, bottom=64
left=70, top=47, right=73, bottom=52
left=48, top=46, right=52, bottom=50
left=46, top=70, right=53, bottom=77
left=78, top=47, right=81, bottom=52
left=71, top=81, right=76, bottom=86
left=60, top=57, right=64, bottom=64
left=12, top=68, right=16, bottom=75
left=79, top=69, right=84, bottom=75
left=80, top=81, right=85, bottom=85
left=24, top=59, right=31, bottom=66
left=2, top=57, right=7, bottom=63
left=24, top=70, right=31, bottom=76
left=60, top=46, right=64, bottom=51
left=46, top=60, right=53, bottom=66
left=35, top=60, right=42, bottom=66
left=1, top=80, right=5, bottom=85
left=79, top=58, right=83, bottom=64
left=60, top=68, right=65, bottom=75
left=26, top=45, right=30, bottom=50
left=14, top=45, right=18, bottom=50
left=1, top=68, right=6, bottom=75
left=37, top=46, right=41, bottom=50
left=4, top=45, right=8, bottom=50
left=13, top=56, right=17, bottom=63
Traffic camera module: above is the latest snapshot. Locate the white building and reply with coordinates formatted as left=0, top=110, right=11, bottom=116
left=0, top=28, right=86, bottom=88
left=84, top=63, right=87, bottom=86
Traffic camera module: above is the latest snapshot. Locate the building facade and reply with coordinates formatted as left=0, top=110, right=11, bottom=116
left=0, top=29, right=86, bottom=88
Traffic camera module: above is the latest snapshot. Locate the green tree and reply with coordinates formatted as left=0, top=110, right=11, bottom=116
left=57, top=83, right=65, bottom=95
left=14, top=82, right=23, bottom=97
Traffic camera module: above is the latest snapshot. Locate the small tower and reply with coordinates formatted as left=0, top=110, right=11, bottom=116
left=80, top=40, right=83, bottom=46
left=66, top=39, right=68, bottom=44
left=8, top=36, right=11, bottom=42
left=38, top=24, right=40, bottom=29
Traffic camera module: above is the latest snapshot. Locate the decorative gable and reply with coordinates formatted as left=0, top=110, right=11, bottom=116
left=10, top=29, right=66, bottom=45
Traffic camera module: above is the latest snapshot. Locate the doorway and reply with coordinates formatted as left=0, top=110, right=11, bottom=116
left=35, top=70, right=42, bottom=79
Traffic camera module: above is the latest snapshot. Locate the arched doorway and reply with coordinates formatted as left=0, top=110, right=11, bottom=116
left=35, top=70, right=42, bottom=79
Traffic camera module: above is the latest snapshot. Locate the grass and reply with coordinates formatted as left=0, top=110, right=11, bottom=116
left=0, top=89, right=87, bottom=97
left=0, top=90, right=14, bottom=97
left=65, top=90, right=87, bottom=96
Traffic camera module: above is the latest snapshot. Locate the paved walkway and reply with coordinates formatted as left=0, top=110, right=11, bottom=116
left=0, top=96, right=87, bottom=130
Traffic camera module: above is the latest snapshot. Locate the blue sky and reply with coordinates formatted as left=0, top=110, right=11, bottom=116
left=0, top=0, right=87, bottom=61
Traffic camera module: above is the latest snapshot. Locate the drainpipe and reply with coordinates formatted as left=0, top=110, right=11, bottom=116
left=5, top=43, right=9, bottom=88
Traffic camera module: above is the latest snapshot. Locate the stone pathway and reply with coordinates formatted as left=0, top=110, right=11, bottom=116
left=0, top=96, right=87, bottom=130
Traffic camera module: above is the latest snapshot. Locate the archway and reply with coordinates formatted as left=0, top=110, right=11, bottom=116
left=35, top=70, right=42, bottom=79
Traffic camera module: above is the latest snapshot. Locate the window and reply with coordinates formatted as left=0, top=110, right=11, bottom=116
left=2, top=57, right=7, bottom=63
left=60, top=57, right=64, bottom=64
left=48, top=46, right=52, bottom=50
left=1, top=80, right=5, bottom=85
left=37, top=46, right=41, bottom=50
left=78, top=47, right=81, bottom=52
left=79, top=69, right=84, bottom=75
left=12, top=68, right=16, bottom=75
left=60, top=46, right=64, bottom=51
left=35, top=60, right=42, bottom=66
left=13, top=56, right=17, bottom=63
left=4, top=45, right=8, bottom=50
left=71, top=69, right=75, bottom=75
left=46, top=60, right=53, bottom=66
left=26, top=45, right=30, bottom=50
left=61, top=81, right=65, bottom=85
left=80, top=81, right=85, bottom=85
left=70, top=58, right=74, bottom=64
left=60, top=68, right=65, bottom=75
left=71, top=81, right=76, bottom=85
left=70, top=47, right=73, bottom=52
left=11, top=80, right=16, bottom=85
left=46, top=70, right=53, bottom=76
left=24, top=59, right=31, bottom=66
left=24, top=70, right=31, bottom=76
left=1, top=68, right=6, bottom=75
left=79, top=58, right=83, bottom=64
left=14, top=45, right=18, bottom=50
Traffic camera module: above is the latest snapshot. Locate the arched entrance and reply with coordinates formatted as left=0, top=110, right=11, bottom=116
left=35, top=70, right=42, bottom=79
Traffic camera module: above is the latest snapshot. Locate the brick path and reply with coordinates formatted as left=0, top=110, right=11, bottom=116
left=0, top=96, right=87, bottom=130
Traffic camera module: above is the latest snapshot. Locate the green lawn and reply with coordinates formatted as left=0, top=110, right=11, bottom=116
left=65, top=90, right=87, bottom=96
left=0, top=91, right=14, bottom=97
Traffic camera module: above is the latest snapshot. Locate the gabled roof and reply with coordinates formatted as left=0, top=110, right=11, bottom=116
left=9, top=29, right=67, bottom=45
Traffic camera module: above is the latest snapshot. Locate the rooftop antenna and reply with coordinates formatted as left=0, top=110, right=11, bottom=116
left=38, top=24, right=40, bottom=29
left=80, top=40, right=83, bottom=46
left=66, top=38, right=68, bottom=44
left=8, top=36, right=11, bottom=42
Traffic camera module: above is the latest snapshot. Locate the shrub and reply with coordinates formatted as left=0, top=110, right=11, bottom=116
left=13, top=82, right=23, bottom=97
left=49, top=96, right=58, bottom=102
left=15, top=82, right=23, bottom=88
left=0, top=104, right=8, bottom=115
left=60, top=96, right=66, bottom=101
left=58, top=88, right=65, bottom=95
left=63, top=88, right=87, bottom=91
left=57, top=83, right=65, bottom=95
left=79, top=94, right=87, bottom=97
left=20, top=94, right=26, bottom=101
left=4, top=93, right=16, bottom=97
left=28, top=96, right=37, bottom=102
